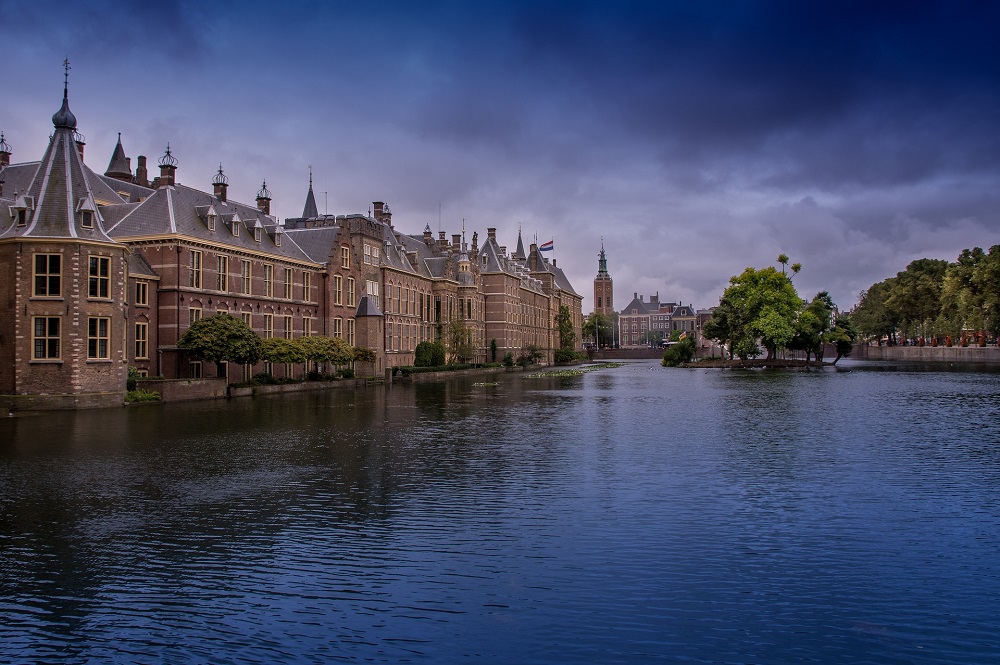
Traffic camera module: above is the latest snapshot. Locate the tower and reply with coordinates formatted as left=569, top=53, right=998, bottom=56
left=593, top=242, right=613, bottom=316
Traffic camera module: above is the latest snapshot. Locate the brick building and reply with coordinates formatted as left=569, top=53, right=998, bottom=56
left=0, top=76, right=582, bottom=408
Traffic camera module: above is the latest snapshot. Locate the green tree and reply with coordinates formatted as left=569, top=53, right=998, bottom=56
left=352, top=346, right=376, bottom=363
left=177, top=313, right=262, bottom=375
left=414, top=340, right=446, bottom=367
left=299, top=335, right=353, bottom=373
left=490, top=338, right=498, bottom=363
left=446, top=319, right=475, bottom=363
left=661, top=335, right=695, bottom=367
left=261, top=337, right=307, bottom=365
left=789, top=292, right=834, bottom=364
left=777, top=253, right=789, bottom=274
left=722, top=266, right=802, bottom=359
left=828, top=316, right=857, bottom=364
left=557, top=305, right=576, bottom=352
left=852, top=279, right=898, bottom=344
left=884, top=258, right=949, bottom=340
left=582, top=312, right=614, bottom=348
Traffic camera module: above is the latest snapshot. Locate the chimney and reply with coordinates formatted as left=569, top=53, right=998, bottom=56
left=528, top=243, right=538, bottom=270
left=135, top=155, right=148, bottom=187
left=373, top=201, right=392, bottom=227
left=552, top=259, right=557, bottom=267
left=634, top=292, right=638, bottom=300
left=439, top=231, right=448, bottom=251
left=452, top=234, right=461, bottom=251
left=487, top=227, right=496, bottom=242
left=126, top=156, right=132, bottom=176
left=423, top=225, right=433, bottom=245
left=256, top=180, right=272, bottom=215
left=212, top=165, right=228, bottom=202
left=471, top=231, right=478, bottom=254
left=158, top=144, right=177, bottom=187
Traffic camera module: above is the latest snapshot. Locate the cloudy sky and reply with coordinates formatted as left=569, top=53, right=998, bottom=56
left=4, top=0, right=999, bottom=312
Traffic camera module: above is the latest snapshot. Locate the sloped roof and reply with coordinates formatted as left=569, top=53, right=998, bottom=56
left=127, top=249, right=158, bottom=277
left=281, top=225, right=340, bottom=264
left=105, top=134, right=131, bottom=179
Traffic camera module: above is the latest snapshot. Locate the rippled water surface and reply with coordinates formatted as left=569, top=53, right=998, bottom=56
left=2, top=360, right=1000, bottom=663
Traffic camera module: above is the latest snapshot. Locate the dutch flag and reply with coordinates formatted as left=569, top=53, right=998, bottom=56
left=539, top=239, right=554, bottom=252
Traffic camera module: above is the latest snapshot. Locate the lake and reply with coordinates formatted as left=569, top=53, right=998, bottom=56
left=2, top=360, right=999, bottom=664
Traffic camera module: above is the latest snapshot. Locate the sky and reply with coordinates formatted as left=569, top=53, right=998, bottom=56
left=3, top=0, right=999, bottom=313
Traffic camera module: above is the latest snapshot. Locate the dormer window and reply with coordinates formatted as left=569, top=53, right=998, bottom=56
left=254, top=226, right=262, bottom=243
left=16, top=209, right=27, bottom=227
left=81, top=211, right=93, bottom=229
left=274, top=229, right=282, bottom=247
left=207, top=214, right=216, bottom=232
left=232, top=220, right=239, bottom=237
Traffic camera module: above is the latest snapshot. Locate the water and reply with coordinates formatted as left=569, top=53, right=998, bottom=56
left=2, top=360, right=1000, bottom=664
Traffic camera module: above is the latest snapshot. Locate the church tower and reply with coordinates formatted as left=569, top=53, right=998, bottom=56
left=593, top=242, right=613, bottom=316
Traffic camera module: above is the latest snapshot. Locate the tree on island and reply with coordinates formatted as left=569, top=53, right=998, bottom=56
left=711, top=266, right=801, bottom=361
left=177, top=313, right=262, bottom=375
left=661, top=330, right=696, bottom=366
left=789, top=292, right=835, bottom=364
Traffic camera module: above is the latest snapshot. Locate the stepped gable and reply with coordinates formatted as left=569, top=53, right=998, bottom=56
left=0, top=81, right=115, bottom=243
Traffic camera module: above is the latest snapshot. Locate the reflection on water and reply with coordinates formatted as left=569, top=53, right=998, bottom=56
left=2, top=361, right=1000, bottom=663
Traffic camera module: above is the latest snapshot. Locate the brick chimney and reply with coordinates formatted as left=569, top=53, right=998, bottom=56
left=373, top=201, right=392, bottom=227
left=212, top=165, right=228, bottom=202
left=452, top=234, right=461, bottom=251
left=158, top=144, right=177, bottom=187
left=487, top=227, right=496, bottom=242
left=135, top=155, right=148, bottom=187
left=256, top=181, right=272, bottom=215
left=439, top=231, right=448, bottom=251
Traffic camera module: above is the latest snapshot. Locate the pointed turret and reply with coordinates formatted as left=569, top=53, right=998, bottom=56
left=105, top=133, right=132, bottom=182
left=513, top=229, right=526, bottom=260
left=302, top=168, right=318, bottom=218
left=0, top=131, right=11, bottom=168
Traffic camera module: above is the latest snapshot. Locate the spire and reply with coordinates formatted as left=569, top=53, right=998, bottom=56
left=105, top=132, right=132, bottom=181
left=51, top=58, right=77, bottom=130
left=514, top=228, right=526, bottom=260
left=0, top=131, right=11, bottom=168
left=597, top=241, right=610, bottom=278
left=301, top=166, right=318, bottom=218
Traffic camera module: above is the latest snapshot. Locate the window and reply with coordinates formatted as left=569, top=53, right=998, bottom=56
left=218, top=256, right=229, bottom=291
left=33, top=254, right=61, bottom=297
left=33, top=317, right=60, bottom=359
left=89, top=256, right=110, bottom=298
left=303, top=316, right=313, bottom=337
left=189, top=250, right=202, bottom=289
left=347, top=319, right=355, bottom=346
left=364, top=244, right=371, bottom=265
left=386, top=282, right=393, bottom=312
left=284, top=315, right=293, bottom=339
left=241, top=311, right=252, bottom=327
left=241, top=259, right=252, bottom=294
left=190, top=307, right=202, bottom=324
left=341, top=246, right=350, bottom=269
left=88, top=317, right=110, bottom=359
left=232, top=218, right=240, bottom=236
left=135, top=281, right=148, bottom=306
left=135, top=322, right=149, bottom=359
left=263, top=313, right=273, bottom=338
left=333, top=317, right=343, bottom=338
left=207, top=213, right=216, bottom=231
left=81, top=210, right=93, bottom=229
left=254, top=226, right=262, bottom=243
left=347, top=278, right=356, bottom=307
left=190, top=361, right=203, bottom=378
left=334, top=275, right=343, bottom=305
left=367, top=280, right=379, bottom=309
left=284, top=268, right=293, bottom=299
left=303, top=271, right=312, bottom=302
left=263, top=264, right=273, bottom=297
left=372, top=246, right=380, bottom=264
left=17, top=209, right=28, bottom=227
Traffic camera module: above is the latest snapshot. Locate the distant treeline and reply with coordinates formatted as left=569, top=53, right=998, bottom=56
left=852, top=246, right=1000, bottom=344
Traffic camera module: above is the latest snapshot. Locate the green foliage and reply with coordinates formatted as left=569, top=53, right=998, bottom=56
left=828, top=316, right=857, bottom=363
left=582, top=312, right=614, bottom=347
left=707, top=266, right=801, bottom=360
left=127, top=365, right=141, bottom=391
left=125, top=388, right=160, bottom=402
left=518, top=344, right=543, bottom=366
left=556, top=306, right=576, bottom=351
left=339, top=367, right=355, bottom=379
left=352, top=346, right=376, bottom=363
left=261, top=337, right=307, bottom=364
left=446, top=319, right=475, bottom=363
left=490, top=338, right=498, bottom=362
left=789, top=292, right=834, bottom=363
left=502, top=352, right=515, bottom=367
left=415, top=340, right=446, bottom=366
left=661, top=337, right=695, bottom=366
left=177, top=313, right=262, bottom=372
left=299, top=335, right=354, bottom=367
left=554, top=348, right=582, bottom=363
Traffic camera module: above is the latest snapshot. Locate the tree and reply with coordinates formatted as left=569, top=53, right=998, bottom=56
left=582, top=312, right=614, bottom=347
left=884, top=258, right=949, bottom=340
left=414, top=340, right=446, bottom=366
left=852, top=280, right=899, bottom=344
left=490, top=339, right=498, bottom=363
left=828, top=316, right=857, bottom=364
left=299, top=335, right=353, bottom=373
left=352, top=346, right=376, bottom=363
left=557, top=305, right=576, bottom=352
left=789, top=292, right=834, bottom=364
left=661, top=335, right=695, bottom=367
left=722, top=266, right=802, bottom=359
left=261, top=337, right=306, bottom=365
left=777, top=253, right=789, bottom=274
left=446, top=319, right=475, bottom=363
left=177, top=313, right=262, bottom=375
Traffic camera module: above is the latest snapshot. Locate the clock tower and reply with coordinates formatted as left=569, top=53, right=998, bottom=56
left=593, top=242, right=613, bottom=316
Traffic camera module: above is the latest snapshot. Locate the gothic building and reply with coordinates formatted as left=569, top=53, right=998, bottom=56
left=0, top=75, right=582, bottom=409
left=593, top=242, right=613, bottom=317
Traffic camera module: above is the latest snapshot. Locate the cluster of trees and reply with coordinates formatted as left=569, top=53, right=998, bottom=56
left=852, top=247, right=1000, bottom=344
left=582, top=312, right=615, bottom=348
left=177, top=313, right=375, bottom=378
left=702, top=261, right=855, bottom=364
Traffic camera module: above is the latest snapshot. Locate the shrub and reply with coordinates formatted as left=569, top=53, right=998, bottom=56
left=339, top=368, right=355, bottom=379
left=503, top=352, right=515, bottom=367
left=414, top=340, right=446, bottom=366
left=125, top=389, right=160, bottom=403
left=554, top=348, right=579, bottom=363
left=662, top=338, right=696, bottom=367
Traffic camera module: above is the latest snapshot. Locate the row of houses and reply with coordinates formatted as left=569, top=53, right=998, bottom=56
left=0, top=79, right=582, bottom=409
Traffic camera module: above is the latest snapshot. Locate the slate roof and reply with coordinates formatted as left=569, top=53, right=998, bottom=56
left=105, top=134, right=131, bottom=179
left=127, top=249, right=158, bottom=277
left=281, top=224, right=340, bottom=264
left=355, top=295, right=382, bottom=317
left=0, top=112, right=116, bottom=243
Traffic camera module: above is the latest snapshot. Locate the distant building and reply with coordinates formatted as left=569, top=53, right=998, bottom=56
left=618, top=293, right=698, bottom=347
left=593, top=242, right=613, bottom=317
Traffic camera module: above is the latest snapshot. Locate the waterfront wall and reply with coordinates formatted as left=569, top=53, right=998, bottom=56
left=1, top=391, right=124, bottom=414
left=853, top=345, right=1000, bottom=363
